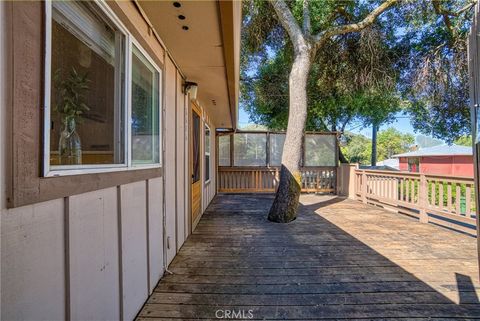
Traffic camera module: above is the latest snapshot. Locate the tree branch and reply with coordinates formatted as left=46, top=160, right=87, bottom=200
left=268, top=0, right=305, bottom=48
left=303, top=0, right=311, bottom=35
left=313, top=0, right=398, bottom=48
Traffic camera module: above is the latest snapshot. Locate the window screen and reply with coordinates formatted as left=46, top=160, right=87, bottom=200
left=205, top=125, right=211, bottom=181
left=269, top=134, right=285, bottom=166
left=304, top=134, right=336, bottom=166
left=234, top=133, right=267, bottom=166
left=218, top=135, right=231, bottom=166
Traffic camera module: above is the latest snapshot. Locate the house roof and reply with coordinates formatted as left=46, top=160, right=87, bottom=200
left=376, top=158, right=399, bottom=169
left=392, top=144, right=472, bottom=158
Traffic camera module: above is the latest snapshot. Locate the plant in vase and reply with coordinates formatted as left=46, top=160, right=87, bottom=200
left=54, top=68, right=90, bottom=165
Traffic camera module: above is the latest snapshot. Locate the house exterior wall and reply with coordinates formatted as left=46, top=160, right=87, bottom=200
left=399, top=155, right=474, bottom=177
left=0, top=2, right=219, bottom=320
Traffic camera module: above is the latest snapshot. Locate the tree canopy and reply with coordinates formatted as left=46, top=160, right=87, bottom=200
left=241, top=0, right=476, bottom=144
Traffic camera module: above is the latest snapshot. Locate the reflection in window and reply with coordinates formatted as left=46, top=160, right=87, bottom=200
left=234, top=133, right=267, bottom=166
left=304, top=134, right=336, bottom=166
left=269, top=134, right=285, bottom=166
left=205, top=126, right=211, bottom=181
left=131, top=45, right=160, bottom=165
left=218, top=135, right=231, bottom=166
left=50, top=1, right=125, bottom=166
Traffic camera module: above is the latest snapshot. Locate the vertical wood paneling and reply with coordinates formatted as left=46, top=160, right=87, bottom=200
left=164, top=57, right=177, bottom=265
left=176, top=71, right=186, bottom=250
left=1, top=199, right=66, bottom=321
left=119, top=181, right=148, bottom=321
left=147, top=177, right=164, bottom=292
left=68, top=188, right=120, bottom=321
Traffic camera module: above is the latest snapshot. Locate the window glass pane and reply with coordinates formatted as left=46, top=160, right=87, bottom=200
left=131, top=45, right=160, bottom=165
left=269, top=134, right=285, bottom=166
left=304, top=134, right=336, bottom=166
left=219, top=135, right=231, bottom=166
left=50, top=1, right=125, bottom=166
left=192, top=111, right=201, bottom=182
left=234, top=133, right=267, bottom=166
left=205, top=126, right=210, bottom=181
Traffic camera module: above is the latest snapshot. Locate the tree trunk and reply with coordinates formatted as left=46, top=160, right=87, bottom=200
left=371, top=123, right=378, bottom=166
left=268, top=50, right=312, bottom=223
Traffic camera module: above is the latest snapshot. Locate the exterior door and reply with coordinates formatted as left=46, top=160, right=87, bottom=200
left=191, top=104, right=202, bottom=226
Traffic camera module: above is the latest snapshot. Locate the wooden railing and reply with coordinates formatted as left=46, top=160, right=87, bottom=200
left=355, top=169, right=477, bottom=235
left=218, top=167, right=336, bottom=194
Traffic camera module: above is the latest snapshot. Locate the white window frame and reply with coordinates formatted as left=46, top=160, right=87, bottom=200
left=130, top=41, right=163, bottom=168
left=204, top=123, right=211, bottom=184
left=43, top=0, right=162, bottom=177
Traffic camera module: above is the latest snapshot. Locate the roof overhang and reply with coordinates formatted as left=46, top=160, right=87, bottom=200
left=137, top=0, right=241, bottom=129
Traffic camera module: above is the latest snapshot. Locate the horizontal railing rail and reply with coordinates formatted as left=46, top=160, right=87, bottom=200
left=218, top=166, right=336, bottom=194
left=354, top=169, right=476, bottom=235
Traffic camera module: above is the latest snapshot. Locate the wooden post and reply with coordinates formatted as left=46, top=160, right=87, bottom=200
left=361, top=171, right=367, bottom=204
left=419, top=173, right=428, bottom=223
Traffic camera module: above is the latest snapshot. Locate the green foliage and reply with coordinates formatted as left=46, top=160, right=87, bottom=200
left=341, top=127, right=413, bottom=164
left=377, top=127, right=415, bottom=159
left=241, top=0, right=403, bottom=133
left=454, top=135, right=472, bottom=146
left=341, top=132, right=371, bottom=164
left=393, top=0, right=475, bottom=143
left=54, top=68, right=90, bottom=124
left=241, top=0, right=476, bottom=144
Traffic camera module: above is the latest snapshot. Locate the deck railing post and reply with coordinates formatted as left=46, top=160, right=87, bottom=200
left=361, top=171, right=367, bottom=204
left=419, top=173, right=428, bottom=223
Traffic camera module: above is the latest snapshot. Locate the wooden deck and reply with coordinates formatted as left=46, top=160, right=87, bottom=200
left=138, top=194, right=480, bottom=320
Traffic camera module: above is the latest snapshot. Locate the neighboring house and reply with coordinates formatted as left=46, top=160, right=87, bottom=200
left=0, top=1, right=241, bottom=320
left=376, top=158, right=400, bottom=170
left=392, top=145, right=473, bottom=177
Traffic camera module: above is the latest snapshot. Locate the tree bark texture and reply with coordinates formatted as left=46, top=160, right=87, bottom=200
left=268, top=51, right=312, bottom=223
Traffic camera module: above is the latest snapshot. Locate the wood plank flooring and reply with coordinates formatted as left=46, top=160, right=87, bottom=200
left=137, top=194, right=480, bottom=320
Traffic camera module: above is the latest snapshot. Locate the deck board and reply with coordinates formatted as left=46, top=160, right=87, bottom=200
left=137, top=194, right=480, bottom=320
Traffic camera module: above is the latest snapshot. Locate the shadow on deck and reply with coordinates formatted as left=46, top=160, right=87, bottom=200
left=138, top=194, right=480, bottom=320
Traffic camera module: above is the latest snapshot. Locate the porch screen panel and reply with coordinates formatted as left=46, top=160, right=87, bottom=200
left=269, top=134, right=285, bottom=166
left=218, top=135, right=231, bottom=166
left=234, top=133, right=267, bottom=166
left=50, top=1, right=125, bottom=166
left=304, top=134, right=336, bottom=166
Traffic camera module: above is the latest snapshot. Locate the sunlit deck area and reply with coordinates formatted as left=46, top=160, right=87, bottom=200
left=138, top=194, right=480, bottom=320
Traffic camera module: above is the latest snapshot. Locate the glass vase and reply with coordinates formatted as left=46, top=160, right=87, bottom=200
left=58, top=118, right=82, bottom=165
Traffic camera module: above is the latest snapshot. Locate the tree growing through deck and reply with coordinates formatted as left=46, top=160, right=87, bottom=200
left=265, top=0, right=398, bottom=223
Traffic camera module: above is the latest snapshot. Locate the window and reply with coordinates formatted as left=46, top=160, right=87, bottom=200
left=234, top=133, right=267, bottom=166
left=218, top=135, right=231, bottom=166
left=408, top=157, right=419, bottom=172
left=45, top=1, right=162, bottom=176
left=269, top=134, right=285, bottom=166
left=304, top=134, right=337, bottom=167
left=205, top=125, right=211, bottom=182
left=131, top=45, right=160, bottom=165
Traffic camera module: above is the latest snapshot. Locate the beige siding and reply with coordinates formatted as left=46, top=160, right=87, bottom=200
left=68, top=188, right=120, bottom=321
left=176, top=71, right=187, bottom=250
left=0, top=2, right=220, bottom=321
left=147, top=177, right=164, bottom=292
left=164, top=56, right=177, bottom=266
left=1, top=199, right=66, bottom=321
